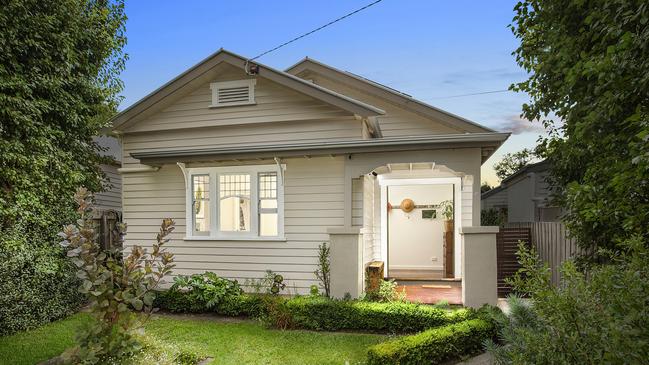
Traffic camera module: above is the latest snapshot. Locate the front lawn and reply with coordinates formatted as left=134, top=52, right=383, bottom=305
left=0, top=313, right=92, bottom=365
left=0, top=313, right=387, bottom=365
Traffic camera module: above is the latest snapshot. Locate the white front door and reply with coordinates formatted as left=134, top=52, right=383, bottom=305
left=387, top=184, right=453, bottom=277
left=379, top=177, right=463, bottom=278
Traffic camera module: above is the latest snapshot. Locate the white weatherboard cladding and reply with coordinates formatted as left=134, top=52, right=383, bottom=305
left=121, top=157, right=345, bottom=293
left=123, top=65, right=355, bottom=134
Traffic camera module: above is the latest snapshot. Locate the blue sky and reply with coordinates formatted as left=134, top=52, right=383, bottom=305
left=119, top=0, right=546, bottom=186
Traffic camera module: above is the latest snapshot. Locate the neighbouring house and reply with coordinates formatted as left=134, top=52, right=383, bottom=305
left=482, top=160, right=561, bottom=223
left=111, top=49, right=509, bottom=307
left=95, top=134, right=122, bottom=213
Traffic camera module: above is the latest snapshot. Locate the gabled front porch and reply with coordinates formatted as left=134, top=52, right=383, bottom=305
left=327, top=153, right=500, bottom=308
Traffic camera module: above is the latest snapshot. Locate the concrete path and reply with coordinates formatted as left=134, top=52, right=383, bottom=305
left=457, top=353, right=493, bottom=365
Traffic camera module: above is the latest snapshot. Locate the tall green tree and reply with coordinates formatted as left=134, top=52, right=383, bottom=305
left=493, top=148, right=536, bottom=181
left=0, top=0, right=127, bottom=334
left=511, top=0, right=649, bottom=259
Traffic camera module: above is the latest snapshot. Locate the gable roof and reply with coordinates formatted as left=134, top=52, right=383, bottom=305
left=481, top=159, right=550, bottom=200
left=501, top=159, right=549, bottom=185
left=480, top=185, right=505, bottom=200
left=111, top=49, right=385, bottom=131
left=286, top=57, right=495, bottom=134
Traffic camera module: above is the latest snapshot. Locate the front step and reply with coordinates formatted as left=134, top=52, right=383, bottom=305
left=390, top=276, right=461, bottom=283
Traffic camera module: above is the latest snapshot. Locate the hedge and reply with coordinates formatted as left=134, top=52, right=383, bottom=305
left=154, top=289, right=267, bottom=318
left=280, top=296, right=473, bottom=333
left=155, top=290, right=473, bottom=334
left=366, top=318, right=496, bottom=365
left=0, top=246, right=84, bottom=336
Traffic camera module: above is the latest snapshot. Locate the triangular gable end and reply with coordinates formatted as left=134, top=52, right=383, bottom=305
left=111, top=49, right=384, bottom=132
left=285, top=58, right=495, bottom=134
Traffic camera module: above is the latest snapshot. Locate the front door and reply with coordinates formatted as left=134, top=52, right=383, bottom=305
left=387, top=184, right=453, bottom=280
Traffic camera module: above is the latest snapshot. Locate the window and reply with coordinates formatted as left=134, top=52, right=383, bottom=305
left=219, top=174, right=251, bottom=232
left=192, top=175, right=211, bottom=234
left=259, top=172, right=278, bottom=236
left=184, top=165, right=284, bottom=240
left=209, top=79, right=256, bottom=108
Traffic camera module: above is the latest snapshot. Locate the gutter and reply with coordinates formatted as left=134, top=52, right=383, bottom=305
left=130, top=132, right=510, bottom=165
left=117, top=166, right=160, bottom=174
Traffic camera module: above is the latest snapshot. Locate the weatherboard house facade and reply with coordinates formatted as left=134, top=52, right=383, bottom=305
left=112, top=50, right=508, bottom=307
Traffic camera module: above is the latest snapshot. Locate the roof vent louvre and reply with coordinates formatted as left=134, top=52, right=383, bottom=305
left=210, top=79, right=256, bottom=107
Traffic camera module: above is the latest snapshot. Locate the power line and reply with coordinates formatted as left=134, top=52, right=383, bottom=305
left=249, top=0, right=384, bottom=61
left=428, top=89, right=511, bottom=100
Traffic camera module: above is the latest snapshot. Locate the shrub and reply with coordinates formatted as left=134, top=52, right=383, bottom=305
left=367, top=318, right=496, bottom=365
left=275, top=296, right=473, bottom=333
left=155, top=289, right=267, bottom=318
left=314, top=242, right=331, bottom=298
left=0, top=244, right=83, bottom=336
left=481, top=208, right=506, bottom=226
left=364, top=279, right=407, bottom=303
left=486, top=239, right=649, bottom=364
left=244, top=270, right=286, bottom=295
left=170, top=272, right=243, bottom=309
left=59, top=188, right=175, bottom=363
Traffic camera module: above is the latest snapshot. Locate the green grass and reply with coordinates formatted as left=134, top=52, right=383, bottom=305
left=0, top=314, right=387, bottom=365
left=0, top=313, right=92, bottom=365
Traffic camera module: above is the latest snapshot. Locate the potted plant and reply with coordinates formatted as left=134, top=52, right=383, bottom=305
left=439, top=200, right=454, bottom=232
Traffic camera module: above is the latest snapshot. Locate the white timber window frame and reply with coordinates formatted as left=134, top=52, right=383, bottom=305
left=183, top=164, right=285, bottom=241
left=209, top=79, right=256, bottom=108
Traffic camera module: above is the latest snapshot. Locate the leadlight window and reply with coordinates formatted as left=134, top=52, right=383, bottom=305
left=192, top=175, right=210, bottom=234
left=185, top=165, right=284, bottom=240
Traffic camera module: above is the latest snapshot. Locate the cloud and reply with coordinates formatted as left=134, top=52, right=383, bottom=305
left=498, top=115, right=547, bottom=135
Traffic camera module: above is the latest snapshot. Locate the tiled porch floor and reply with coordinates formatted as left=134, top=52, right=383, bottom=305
left=396, top=280, right=462, bottom=305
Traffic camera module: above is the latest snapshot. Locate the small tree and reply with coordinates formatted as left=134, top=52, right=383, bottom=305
left=59, top=188, right=175, bottom=363
left=481, top=183, right=493, bottom=193
left=493, top=149, right=536, bottom=181
left=314, top=242, right=331, bottom=297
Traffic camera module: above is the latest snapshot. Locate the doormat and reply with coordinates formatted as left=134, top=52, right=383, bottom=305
left=421, top=284, right=452, bottom=289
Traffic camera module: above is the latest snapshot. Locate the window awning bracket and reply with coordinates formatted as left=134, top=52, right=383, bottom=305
left=274, top=157, right=285, bottom=185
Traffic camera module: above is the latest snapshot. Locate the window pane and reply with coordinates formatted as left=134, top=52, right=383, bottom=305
left=219, top=174, right=250, bottom=232
left=260, top=213, right=278, bottom=236
left=192, top=175, right=210, bottom=233
left=260, top=199, right=278, bottom=209
left=259, top=172, right=278, bottom=236
left=259, top=173, right=277, bottom=199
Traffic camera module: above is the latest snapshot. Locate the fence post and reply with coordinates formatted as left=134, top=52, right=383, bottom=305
left=461, top=226, right=499, bottom=308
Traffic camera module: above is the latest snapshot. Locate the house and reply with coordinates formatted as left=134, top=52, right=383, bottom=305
left=111, top=49, right=509, bottom=307
left=481, top=160, right=561, bottom=223
left=94, top=134, right=122, bottom=213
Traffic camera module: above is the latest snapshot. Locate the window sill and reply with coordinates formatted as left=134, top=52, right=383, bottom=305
left=183, top=236, right=287, bottom=242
